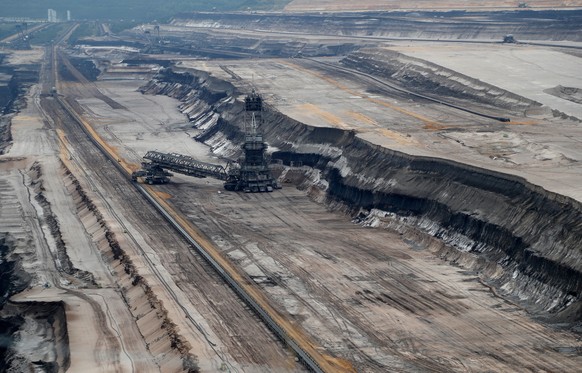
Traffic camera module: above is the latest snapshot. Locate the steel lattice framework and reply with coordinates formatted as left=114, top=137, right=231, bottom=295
left=144, top=151, right=228, bottom=180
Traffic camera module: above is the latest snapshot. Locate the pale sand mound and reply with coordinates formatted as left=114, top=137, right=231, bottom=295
left=544, top=85, right=582, bottom=104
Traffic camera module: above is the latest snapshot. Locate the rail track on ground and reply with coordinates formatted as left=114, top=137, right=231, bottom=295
left=50, top=46, right=352, bottom=373
left=46, top=52, right=283, bottom=371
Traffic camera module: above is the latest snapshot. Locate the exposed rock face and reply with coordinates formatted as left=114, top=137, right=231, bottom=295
left=0, top=234, right=34, bottom=372
left=128, top=27, right=359, bottom=59
left=0, top=234, right=31, bottom=310
left=58, top=57, right=100, bottom=82
left=171, top=10, right=582, bottom=41
left=61, top=165, right=200, bottom=372
left=142, top=68, right=582, bottom=328
left=139, top=68, right=235, bottom=137
left=0, top=301, right=70, bottom=373
left=284, top=0, right=582, bottom=12
left=341, top=48, right=541, bottom=114
left=0, top=117, right=12, bottom=155
left=0, top=54, right=39, bottom=154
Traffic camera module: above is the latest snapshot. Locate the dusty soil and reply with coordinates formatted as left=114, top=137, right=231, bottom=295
left=284, top=0, right=582, bottom=11
left=2, top=10, right=582, bottom=372
left=168, top=10, right=582, bottom=43
left=78, top=50, right=582, bottom=372
left=386, top=43, right=582, bottom=120
left=545, top=85, right=582, bottom=104
left=159, top=174, right=582, bottom=372
left=29, top=49, right=304, bottom=372
left=0, top=48, right=190, bottom=372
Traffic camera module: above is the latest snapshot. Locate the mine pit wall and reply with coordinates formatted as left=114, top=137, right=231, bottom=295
left=0, top=54, right=39, bottom=154
left=142, top=69, right=582, bottom=327
left=0, top=234, right=39, bottom=372
left=28, top=163, right=97, bottom=286
left=0, top=117, right=12, bottom=155
left=0, top=301, right=70, bottom=373
left=0, top=235, right=30, bottom=309
left=1, top=160, right=200, bottom=371
left=340, top=48, right=541, bottom=114
left=60, top=165, right=199, bottom=372
left=172, top=10, right=582, bottom=42
left=159, top=32, right=360, bottom=58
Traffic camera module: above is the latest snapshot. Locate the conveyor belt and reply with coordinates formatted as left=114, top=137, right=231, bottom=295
left=144, top=150, right=228, bottom=180
left=54, top=86, right=346, bottom=373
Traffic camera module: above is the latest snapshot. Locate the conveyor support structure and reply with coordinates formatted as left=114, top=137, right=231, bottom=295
left=142, top=151, right=228, bottom=180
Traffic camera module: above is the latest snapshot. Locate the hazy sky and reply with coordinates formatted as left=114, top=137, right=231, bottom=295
left=2, top=0, right=281, bottom=21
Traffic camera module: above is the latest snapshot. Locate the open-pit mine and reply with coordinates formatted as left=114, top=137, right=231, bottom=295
left=1, top=3, right=582, bottom=373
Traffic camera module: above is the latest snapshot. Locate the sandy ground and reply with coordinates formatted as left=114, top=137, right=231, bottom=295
left=2, top=94, right=158, bottom=372
left=166, top=175, right=582, bottom=372
left=3, top=48, right=44, bottom=65
left=284, top=0, right=582, bottom=12
left=75, top=80, right=219, bottom=166
left=178, top=53, right=582, bottom=203
left=11, top=288, right=151, bottom=372
left=1, top=52, right=159, bottom=372
left=388, top=42, right=582, bottom=119
left=75, top=79, right=582, bottom=370
left=54, top=67, right=303, bottom=371
left=3, top=34, right=581, bottom=371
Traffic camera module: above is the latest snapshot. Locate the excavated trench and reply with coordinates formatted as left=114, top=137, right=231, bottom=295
left=340, top=48, right=542, bottom=114
left=1, top=160, right=200, bottom=371
left=1, top=52, right=71, bottom=373
left=141, top=68, right=582, bottom=330
left=127, top=10, right=582, bottom=60
left=0, top=234, right=30, bottom=313
left=28, top=163, right=97, bottom=286
left=171, top=10, right=582, bottom=42
left=0, top=301, right=70, bottom=373
left=121, top=27, right=361, bottom=59
left=0, top=54, right=39, bottom=154
left=60, top=164, right=200, bottom=372
left=0, top=234, right=51, bottom=373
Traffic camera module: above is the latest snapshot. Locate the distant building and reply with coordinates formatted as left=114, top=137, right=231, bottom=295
left=67, top=10, right=71, bottom=21
left=48, top=9, right=57, bottom=23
